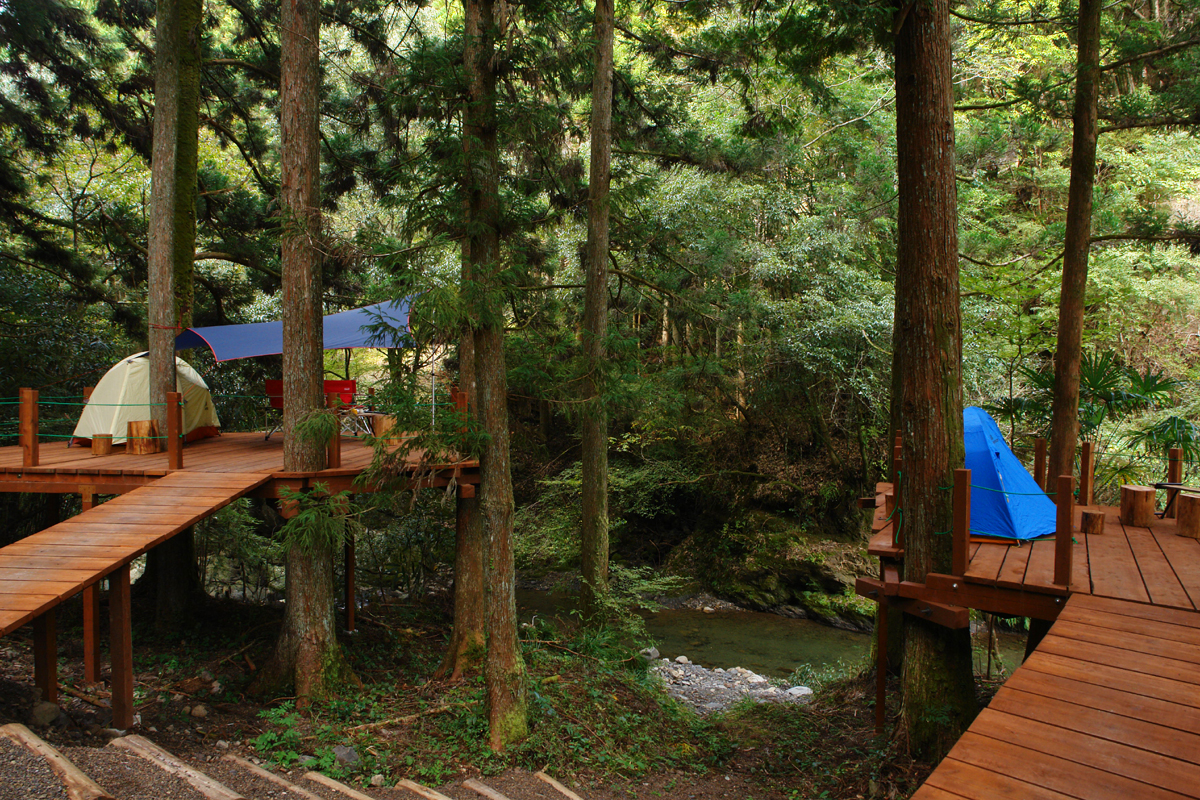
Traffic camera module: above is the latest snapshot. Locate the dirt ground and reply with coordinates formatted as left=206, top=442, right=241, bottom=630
left=0, top=592, right=957, bottom=800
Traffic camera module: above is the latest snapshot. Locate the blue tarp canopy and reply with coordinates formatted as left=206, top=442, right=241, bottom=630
left=174, top=299, right=412, bottom=362
left=964, top=406, right=1056, bottom=540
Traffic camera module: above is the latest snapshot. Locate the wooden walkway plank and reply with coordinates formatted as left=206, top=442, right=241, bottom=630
left=919, top=758, right=1077, bottom=800
left=1069, top=592, right=1200, bottom=628
left=1084, top=516, right=1150, bottom=602
left=1125, top=525, right=1194, bottom=609
left=991, top=688, right=1200, bottom=764
left=1149, top=520, right=1200, bottom=609
left=949, top=730, right=1188, bottom=800
left=1057, top=603, right=1200, bottom=647
left=1046, top=619, right=1200, bottom=666
left=965, top=543, right=1008, bottom=585
left=994, top=545, right=1033, bottom=589
left=1033, top=635, right=1200, bottom=688
left=1025, top=647, right=1200, bottom=706
left=973, top=705, right=1200, bottom=795
left=1003, top=669, right=1200, bottom=737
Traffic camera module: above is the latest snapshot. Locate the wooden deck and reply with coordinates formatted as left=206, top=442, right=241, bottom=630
left=0, top=431, right=477, bottom=495
left=864, top=483, right=1200, bottom=615
left=914, top=592, right=1200, bottom=800
left=0, top=471, right=269, bottom=637
left=0, top=427, right=480, bottom=729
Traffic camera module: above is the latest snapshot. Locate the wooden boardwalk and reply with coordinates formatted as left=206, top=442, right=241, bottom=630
left=914, top=592, right=1200, bottom=800
left=863, top=484, right=1200, bottom=615
left=0, top=429, right=480, bottom=729
left=0, top=471, right=269, bottom=637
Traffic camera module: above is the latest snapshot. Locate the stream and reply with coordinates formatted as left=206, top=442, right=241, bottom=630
left=517, top=589, right=1028, bottom=679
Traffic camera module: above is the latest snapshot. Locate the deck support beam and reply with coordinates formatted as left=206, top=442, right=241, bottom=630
left=109, top=564, right=133, bottom=730
left=874, top=597, right=887, bottom=734
left=32, top=609, right=56, bottom=703
left=344, top=533, right=356, bottom=633
left=83, top=584, right=102, bottom=684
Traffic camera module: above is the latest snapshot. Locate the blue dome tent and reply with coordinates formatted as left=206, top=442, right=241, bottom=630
left=963, top=406, right=1056, bottom=541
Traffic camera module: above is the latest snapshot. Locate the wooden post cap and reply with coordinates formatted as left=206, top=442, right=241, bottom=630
left=1120, top=484, right=1156, bottom=528
left=1178, top=493, right=1200, bottom=539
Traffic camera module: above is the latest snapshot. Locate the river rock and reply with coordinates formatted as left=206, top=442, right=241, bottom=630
left=639, top=646, right=660, bottom=661
left=651, top=661, right=815, bottom=715
left=675, top=655, right=690, bottom=664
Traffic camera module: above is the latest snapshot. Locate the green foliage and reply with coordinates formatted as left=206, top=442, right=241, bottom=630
left=277, top=484, right=350, bottom=557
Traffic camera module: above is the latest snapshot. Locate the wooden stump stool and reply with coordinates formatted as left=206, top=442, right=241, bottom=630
left=91, top=434, right=113, bottom=456
left=126, top=420, right=160, bottom=455
left=1081, top=510, right=1105, bottom=536
left=1178, top=493, right=1200, bottom=539
left=1120, top=484, right=1156, bottom=527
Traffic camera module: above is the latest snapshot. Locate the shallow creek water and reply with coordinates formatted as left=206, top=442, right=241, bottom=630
left=517, top=588, right=1028, bottom=680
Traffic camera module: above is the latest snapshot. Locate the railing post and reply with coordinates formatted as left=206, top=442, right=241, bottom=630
left=1034, top=437, right=1046, bottom=490
left=19, top=388, right=38, bottom=467
left=326, top=393, right=342, bottom=469
left=1079, top=441, right=1094, bottom=507
left=1167, top=446, right=1183, bottom=519
left=166, top=391, right=183, bottom=470
left=891, top=444, right=904, bottom=548
left=1055, top=475, right=1075, bottom=587
left=953, top=468, right=971, bottom=577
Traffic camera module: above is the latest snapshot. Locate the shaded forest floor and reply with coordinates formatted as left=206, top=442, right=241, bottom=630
left=0, top=589, right=989, bottom=799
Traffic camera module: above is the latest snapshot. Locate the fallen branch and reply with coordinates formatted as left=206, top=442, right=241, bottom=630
left=342, top=701, right=475, bottom=733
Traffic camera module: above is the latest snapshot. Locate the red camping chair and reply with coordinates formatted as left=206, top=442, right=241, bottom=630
left=264, top=379, right=367, bottom=439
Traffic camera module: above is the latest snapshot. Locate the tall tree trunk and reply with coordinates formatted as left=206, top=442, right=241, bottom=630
left=893, top=0, right=976, bottom=760
left=254, top=0, right=353, bottom=703
left=579, top=0, right=614, bottom=623
left=1047, top=0, right=1103, bottom=490
left=463, top=0, right=528, bottom=750
left=145, top=0, right=202, bottom=633
left=437, top=329, right=485, bottom=680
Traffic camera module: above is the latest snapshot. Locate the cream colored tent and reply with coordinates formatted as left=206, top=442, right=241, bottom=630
left=72, top=353, right=220, bottom=445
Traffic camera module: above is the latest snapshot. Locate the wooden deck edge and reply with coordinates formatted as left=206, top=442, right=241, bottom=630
left=397, top=777, right=457, bottom=800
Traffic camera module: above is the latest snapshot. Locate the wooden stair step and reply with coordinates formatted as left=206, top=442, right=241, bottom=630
left=109, top=735, right=245, bottom=800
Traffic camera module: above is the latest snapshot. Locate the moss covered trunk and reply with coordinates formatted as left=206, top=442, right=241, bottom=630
left=253, top=0, right=354, bottom=703
left=463, top=0, right=528, bottom=749
left=579, top=0, right=614, bottom=623
left=893, top=0, right=976, bottom=760
left=438, top=331, right=485, bottom=680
